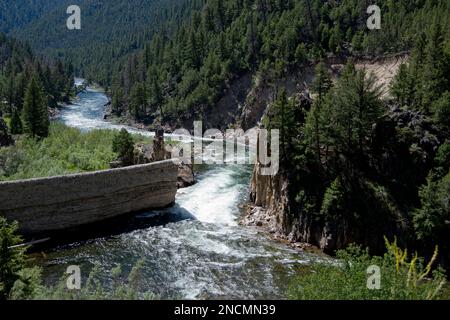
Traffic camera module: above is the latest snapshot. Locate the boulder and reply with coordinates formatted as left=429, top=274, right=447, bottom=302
left=177, top=163, right=195, bottom=189
left=133, top=143, right=153, bottom=165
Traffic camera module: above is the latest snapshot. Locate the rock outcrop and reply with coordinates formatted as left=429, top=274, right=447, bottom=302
left=242, top=160, right=291, bottom=236
left=243, top=155, right=351, bottom=251
left=242, top=57, right=434, bottom=254
left=149, top=128, right=168, bottom=162
left=177, top=163, right=195, bottom=189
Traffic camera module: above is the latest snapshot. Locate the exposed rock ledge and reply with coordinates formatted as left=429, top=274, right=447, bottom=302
left=241, top=159, right=327, bottom=252
left=241, top=160, right=294, bottom=240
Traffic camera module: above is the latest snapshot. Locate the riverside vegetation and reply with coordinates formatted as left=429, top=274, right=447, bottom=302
left=0, top=217, right=447, bottom=300
left=0, top=217, right=158, bottom=300
left=0, top=123, right=149, bottom=181
left=288, top=240, right=448, bottom=300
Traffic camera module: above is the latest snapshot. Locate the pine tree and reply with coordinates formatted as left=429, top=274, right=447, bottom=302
left=0, top=218, right=26, bottom=300
left=149, top=77, right=163, bottom=118
left=5, top=76, right=14, bottom=114
left=421, top=21, right=447, bottom=112
left=22, top=76, right=49, bottom=138
left=129, top=82, right=147, bottom=120
left=409, top=32, right=427, bottom=108
left=186, top=31, right=200, bottom=69
left=13, top=73, right=26, bottom=111
left=265, top=88, right=298, bottom=160
left=112, top=128, right=134, bottom=165
left=329, top=62, right=382, bottom=154
left=306, top=62, right=332, bottom=163
left=294, top=43, right=308, bottom=65
left=391, top=63, right=414, bottom=107
left=10, top=108, right=23, bottom=134
left=413, top=171, right=450, bottom=244
left=111, top=86, right=124, bottom=116
left=312, top=62, right=332, bottom=100
left=432, top=91, right=450, bottom=136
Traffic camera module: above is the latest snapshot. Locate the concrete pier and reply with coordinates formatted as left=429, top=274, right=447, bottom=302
left=0, top=160, right=179, bottom=235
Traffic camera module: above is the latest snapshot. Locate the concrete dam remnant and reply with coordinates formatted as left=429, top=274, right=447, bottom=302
left=0, top=160, right=179, bottom=235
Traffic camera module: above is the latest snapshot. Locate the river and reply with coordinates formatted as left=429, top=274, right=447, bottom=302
left=38, top=81, right=314, bottom=299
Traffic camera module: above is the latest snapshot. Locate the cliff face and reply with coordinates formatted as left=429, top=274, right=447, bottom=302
left=243, top=161, right=290, bottom=236
left=244, top=100, right=435, bottom=253
left=243, top=160, right=328, bottom=250
left=243, top=55, right=411, bottom=252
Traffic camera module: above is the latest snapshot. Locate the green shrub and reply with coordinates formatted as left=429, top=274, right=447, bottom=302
left=288, top=238, right=447, bottom=300
left=0, top=123, right=152, bottom=181
left=0, top=217, right=43, bottom=300
left=112, top=128, right=134, bottom=164
left=1, top=216, right=158, bottom=300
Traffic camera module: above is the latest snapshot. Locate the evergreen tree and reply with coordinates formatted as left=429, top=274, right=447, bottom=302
left=294, top=43, right=307, bottom=65
left=306, top=62, right=332, bottom=163
left=328, top=62, right=383, bottom=154
left=148, top=77, right=163, bottom=118
left=312, top=62, right=332, bottom=100
left=432, top=91, right=450, bottom=137
left=391, top=63, right=414, bottom=107
left=0, top=218, right=26, bottom=300
left=421, top=21, right=448, bottom=111
left=22, top=76, right=49, bottom=138
left=265, top=88, right=298, bottom=161
left=10, top=108, right=23, bottom=134
left=13, top=73, right=26, bottom=111
left=111, top=87, right=124, bottom=116
left=413, top=171, right=450, bottom=247
left=112, top=129, right=134, bottom=165
left=408, top=33, right=427, bottom=108
left=129, top=82, right=147, bottom=120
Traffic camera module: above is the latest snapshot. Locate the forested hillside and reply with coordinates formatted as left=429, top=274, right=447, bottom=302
left=0, top=0, right=72, bottom=33
left=9, top=0, right=204, bottom=85
left=242, top=1, right=448, bottom=263
left=0, top=33, right=74, bottom=140
left=107, top=0, right=450, bottom=129
left=103, top=0, right=449, bottom=264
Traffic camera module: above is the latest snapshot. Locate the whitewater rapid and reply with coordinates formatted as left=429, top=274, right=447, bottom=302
left=39, top=82, right=313, bottom=299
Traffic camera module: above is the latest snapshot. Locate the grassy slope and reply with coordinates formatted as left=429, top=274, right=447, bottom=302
left=0, top=123, right=151, bottom=181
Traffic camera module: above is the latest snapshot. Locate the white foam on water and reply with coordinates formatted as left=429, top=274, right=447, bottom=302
left=44, top=79, right=315, bottom=300
left=174, top=168, right=242, bottom=226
